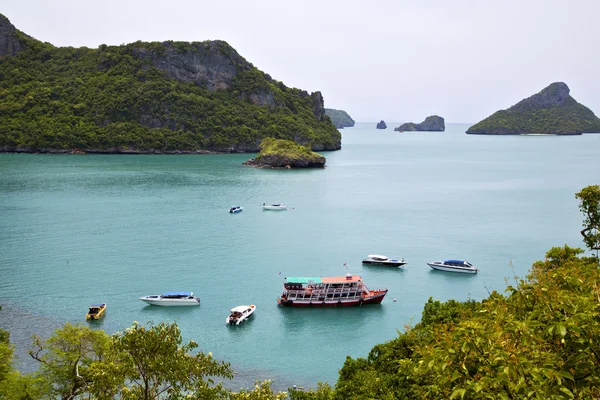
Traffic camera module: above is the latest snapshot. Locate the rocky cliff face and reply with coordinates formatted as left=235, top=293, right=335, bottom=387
left=0, top=13, right=24, bottom=57
left=324, top=108, right=355, bottom=128
left=376, top=120, right=387, bottom=129
left=466, top=82, right=600, bottom=135
left=395, top=116, right=445, bottom=131
left=132, top=41, right=252, bottom=91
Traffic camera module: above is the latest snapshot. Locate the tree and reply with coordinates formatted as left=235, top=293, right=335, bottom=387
left=114, top=321, right=233, bottom=400
left=28, top=322, right=115, bottom=399
left=575, top=185, right=600, bottom=257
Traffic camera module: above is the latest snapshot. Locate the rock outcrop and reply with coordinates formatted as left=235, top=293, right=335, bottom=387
left=132, top=41, right=252, bottom=92
left=376, top=120, right=387, bottom=129
left=243, top=138, right=326, bottom=169
left=0, top=13, right=25, bottom=57
left=324, top=108, right=355, bottom=129
left=395, top=116, right=445, bottom=131
left=466, top=82, right=600, bottom=135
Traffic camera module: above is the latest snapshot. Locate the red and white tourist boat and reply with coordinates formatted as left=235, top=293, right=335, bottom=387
left=277, top=273, right=388, bottom=307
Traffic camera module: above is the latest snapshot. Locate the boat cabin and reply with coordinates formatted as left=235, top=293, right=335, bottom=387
left=161, top=291, right=195, bottom=299
left=88, top=304, right=105, bottom=315
left=282, top=275, right=367, bottom=301
left=444, top=260, right=472, bottom=267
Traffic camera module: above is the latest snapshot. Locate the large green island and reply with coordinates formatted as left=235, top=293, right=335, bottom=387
left=0, top=14, right=341, bottom=153
left=466, top=82, right=600, bottom=135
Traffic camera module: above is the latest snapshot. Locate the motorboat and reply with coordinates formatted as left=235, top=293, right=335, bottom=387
left=139, top=291, right=200, bottom=306
left=277, top=273, right=388, bottom=307
left=229, top=206, right=243, bottom=213
left=427, top=260, right=478, bottom=274
left=86, top=303, right=107, bottom=320
left=262, top=203, right=287, bottom=211
left=226, top=304, right=256, bottom=325
left=362, top=254, right=406, bottom=267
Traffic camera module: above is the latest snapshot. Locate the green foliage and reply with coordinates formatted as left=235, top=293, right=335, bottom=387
left=0, top=33, right=340, bottom=152
left=28, top=322, right=115, bottom=399
left=256, top=138, right=324, bottom=163
left=575, top=185, right=600, bottom=253
left=332, top=246, right=600, bottom=399
left=114, top=321, right=232, bottom=400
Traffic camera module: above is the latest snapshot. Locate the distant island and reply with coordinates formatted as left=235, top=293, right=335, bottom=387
left=0, top=13, right=341, bottom=154
left=243, top=138, right=325, bottom=168
left=376, top=120, right=387, bottom=129
left=324, top=108, right=355, bottom=129
left=466, top=82, right=600, bottom=135
left=394, top=115, right=445, bottom=132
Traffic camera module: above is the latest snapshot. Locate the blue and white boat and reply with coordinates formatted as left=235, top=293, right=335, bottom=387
left=140, top=291, right=200, bottom=306
left=427, top=260, right=478, bottom=274
left=229, top=206, right=243, bottom=213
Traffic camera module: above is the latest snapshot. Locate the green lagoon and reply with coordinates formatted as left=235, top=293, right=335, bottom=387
left=1, top=123, right=599, bottom=389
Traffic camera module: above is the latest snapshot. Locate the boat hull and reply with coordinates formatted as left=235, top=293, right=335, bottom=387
left=362, top=260, right=406, bottom=267
left=262, top=206, right=287, bottom=211
left=277, top=290, right=387, bottom=307
left=140, top=297, right=200, bottom=306
left=427, top=263, right=477, bottom=274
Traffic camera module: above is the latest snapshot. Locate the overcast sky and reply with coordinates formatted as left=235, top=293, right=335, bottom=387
left=3, top=0, right=599, bottom=123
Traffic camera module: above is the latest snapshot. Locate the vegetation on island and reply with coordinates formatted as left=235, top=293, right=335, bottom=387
left=1, top=185, right=599, bottom=399
left=466, top=82, right=600, bottom=135
left=0, top=13, right=340, bottom=153
left=323, top=109, right=355, bottom=129
left=244, top=138, right=326, bottom=168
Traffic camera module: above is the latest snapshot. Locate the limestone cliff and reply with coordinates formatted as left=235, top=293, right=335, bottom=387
left=395, top=116, right=445, bottom=131
left=0, top=13, right=25, bottom=57
left=324, top=108, right=355, bottom=129
left=466, top=82, right=600, bottom=135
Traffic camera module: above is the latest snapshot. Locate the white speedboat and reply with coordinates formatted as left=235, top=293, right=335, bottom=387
left=362, top=254, right=407, bottom=267
left=262, top=203, right=287, bottom=211
left=427, top=260, right=478, bottom=274
left=229, top=206, right=243, bottom=213
left=226, top=304, right=256, bottom=325
left=140, top=291, right=200, bottom=306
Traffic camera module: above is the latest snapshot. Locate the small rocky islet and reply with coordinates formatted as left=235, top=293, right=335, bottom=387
left=243, top=138, right=326, bottom=169
left=394, top=115, right=445, bottom=132
left=376, top=120, right=387, bottom=129
left=466, top=82, right=600, bottom=135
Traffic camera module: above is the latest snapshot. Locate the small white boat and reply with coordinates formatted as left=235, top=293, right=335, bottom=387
left=262, top=203, right=287, bottom=211
left=226, top=304, right=256, bottom=325
left=229, top=206, right=243, bottom=213
left=427, top=260, right=478, bottom=274
left=362, top=254, right=406, bottom=267
left=140, top=291, right=200, bottom=306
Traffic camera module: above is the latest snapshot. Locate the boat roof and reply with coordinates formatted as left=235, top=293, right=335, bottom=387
left=162, top=291, right=192, bottom=297
left=286, top=277, right=322, bottom=284
left=286, top=275, right=362, bottom=284
left=90, top=303, right=105, bottom=307
left=368, top=254, right=388, bottom=259
left=444, top=260, right=467, bottom=264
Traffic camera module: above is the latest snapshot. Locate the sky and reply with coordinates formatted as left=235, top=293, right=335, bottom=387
left=3, top=0, right=599, bottom=123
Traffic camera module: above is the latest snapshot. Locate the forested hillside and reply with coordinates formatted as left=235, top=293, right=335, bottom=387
left=0, top=13, right=341, bottom=153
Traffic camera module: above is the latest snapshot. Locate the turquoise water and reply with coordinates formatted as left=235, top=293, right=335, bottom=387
left=1, top=123, right=599, bottom=390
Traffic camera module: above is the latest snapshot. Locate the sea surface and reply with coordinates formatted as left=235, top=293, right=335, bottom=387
left=1, top=123, right=599, bottom=391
